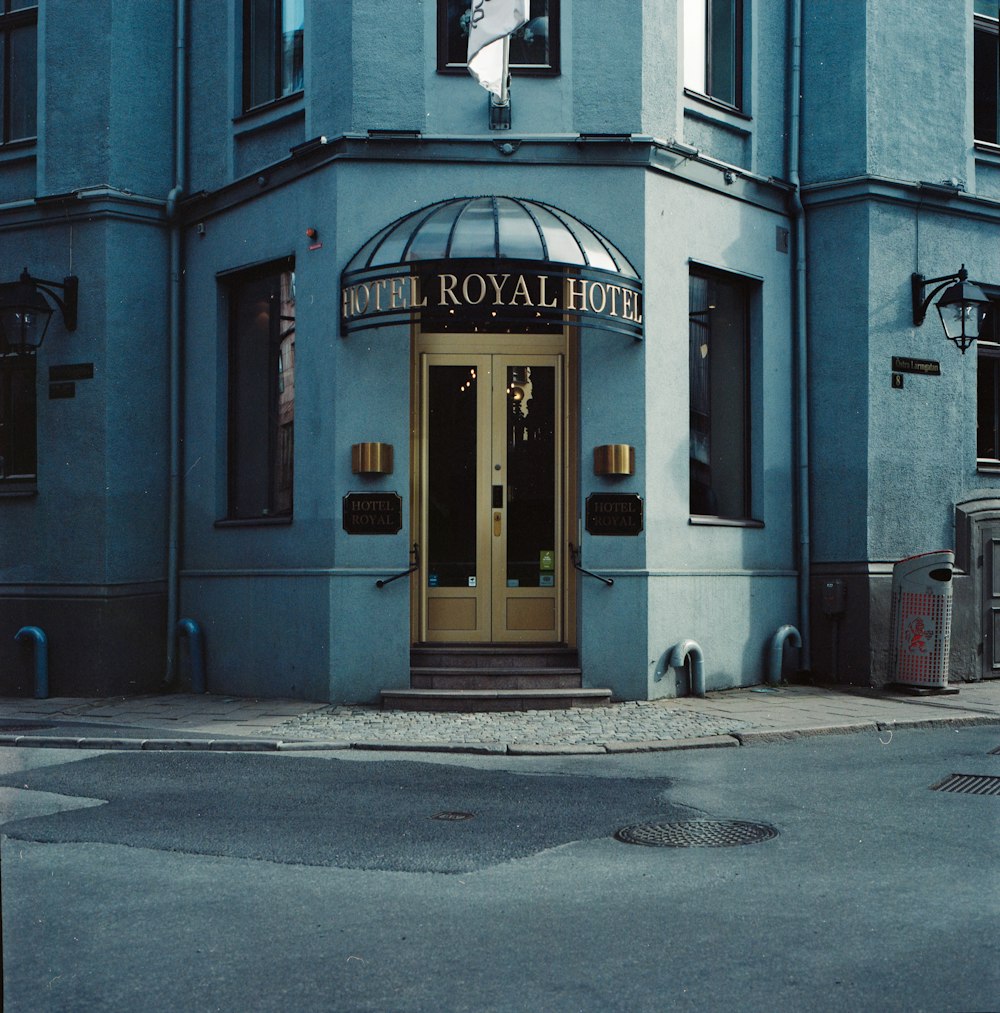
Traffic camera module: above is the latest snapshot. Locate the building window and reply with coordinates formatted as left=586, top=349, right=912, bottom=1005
left=684, top=0, right=743, bottom=109
left=226, top=260, right=295, bottom=520
left=0, top=353, right=35, bottom=483
left=0, top=1, right=37, bottom=144
left=438, top=0, right=560, bottom=75
left=976, top=2, right=999, bottom=144
left=977, top=299, right=1000, bottom=465
left=689, top=267, right=751, bottom=519
left=243, top=0, right=304, bottom=112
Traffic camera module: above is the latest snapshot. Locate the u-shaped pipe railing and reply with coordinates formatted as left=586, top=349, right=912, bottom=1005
left=15, top=626, right=49, bottom=699
left=768, top=625, right=802, bottom=686
left=669, top=639, right=705, bottom=699
left=176, top=618, right=206, bottom=694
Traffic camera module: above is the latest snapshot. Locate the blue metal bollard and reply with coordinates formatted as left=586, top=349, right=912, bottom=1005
left=669, top=639, right=706, bottom=698
left=176, top=618, right=207, bottom=694
left=768, top=625, right=802, bottom=686
left=15, top=626, right=49, bottom=699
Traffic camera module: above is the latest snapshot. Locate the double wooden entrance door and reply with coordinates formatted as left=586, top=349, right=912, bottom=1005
left=414, top=337, right=571, bottom=643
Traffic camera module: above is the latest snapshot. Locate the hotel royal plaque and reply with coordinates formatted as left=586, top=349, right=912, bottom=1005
left=343, top=492, right=403, bottom=535
left=585, top=493, right=643, bottom=536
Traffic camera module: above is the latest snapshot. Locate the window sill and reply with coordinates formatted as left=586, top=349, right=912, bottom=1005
left=0, top=481, right=38, bottom=498
left=689, top=514, right=763, bottom=529
left=214, top=515, right=292, bottom=528
left=974, top=141, right=1000, bottom=166
left=976, top=458, right=1000, bottom=473
left=683, top=89, right=751, bottom=122
left=0, top=137, right=37, bottom=164
left=233, top=92, right=304, bottom=131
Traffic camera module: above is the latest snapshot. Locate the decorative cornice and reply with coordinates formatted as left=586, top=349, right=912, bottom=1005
left=801, top=174, right=1000, bottom=224
left=0, top=185, right=165, bottom=230
left=180, top=132, right=796, bottom=224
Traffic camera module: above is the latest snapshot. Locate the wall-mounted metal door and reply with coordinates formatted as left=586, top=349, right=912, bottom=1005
left=418, top=352, right=562, bottom=642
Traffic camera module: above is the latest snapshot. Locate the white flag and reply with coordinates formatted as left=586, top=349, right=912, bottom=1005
left=467, top=0, right=529, bottom=99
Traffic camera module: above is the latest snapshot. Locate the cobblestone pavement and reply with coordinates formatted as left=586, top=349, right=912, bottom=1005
left=0, top=681, right=997, bottom=754
left=276, top=699, right=754, bottom=750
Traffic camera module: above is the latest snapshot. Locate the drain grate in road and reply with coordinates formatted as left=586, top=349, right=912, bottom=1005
left=614, top=819, right=778, bottom=848
left=931, top=773, right=1000, bottom=795
left=430, top=811, right=476, bottom=821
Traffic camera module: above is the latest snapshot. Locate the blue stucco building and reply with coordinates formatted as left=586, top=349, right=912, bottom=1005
left=1, top=1, right=998, bottom=705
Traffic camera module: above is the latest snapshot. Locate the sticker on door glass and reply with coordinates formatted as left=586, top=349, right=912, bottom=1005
left=428, top=574, right=439, bottom=587
left=539, top=574, right=555, bottom=587
left=468, top=576, right=477, bottom=587
left=539, top=549, right=555, bottom=571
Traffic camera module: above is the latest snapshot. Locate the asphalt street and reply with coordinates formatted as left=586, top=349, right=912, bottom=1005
left=0, top=726, right=997, bottom=1012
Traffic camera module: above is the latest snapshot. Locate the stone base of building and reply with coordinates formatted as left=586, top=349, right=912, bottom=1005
left=0, top=590, right=166, bottom=697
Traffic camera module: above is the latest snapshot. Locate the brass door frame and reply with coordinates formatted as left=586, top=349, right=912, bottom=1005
left=411, top=330, right=577, bottom=646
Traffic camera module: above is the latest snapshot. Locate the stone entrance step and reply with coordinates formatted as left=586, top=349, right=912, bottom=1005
left=380, top=644, right=612, bottom=711
left=379, top=687, right=613, bottom=712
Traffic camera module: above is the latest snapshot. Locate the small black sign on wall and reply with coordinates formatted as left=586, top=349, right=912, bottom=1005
left=343, top=492, right=403, bottom=535
left=585, top=493, right=643, bottom=536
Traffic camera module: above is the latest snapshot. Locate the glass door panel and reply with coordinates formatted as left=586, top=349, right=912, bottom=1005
left=504, top=365, right=556, bottom=588
left=420, top=351, right=561, bottom=643
left=427, top=364, right=478, bottom=587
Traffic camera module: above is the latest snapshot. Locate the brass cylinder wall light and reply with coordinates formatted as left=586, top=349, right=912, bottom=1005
left=593, top=444, right=635, bottom=477
left=351, top=442, right=394, bottom=475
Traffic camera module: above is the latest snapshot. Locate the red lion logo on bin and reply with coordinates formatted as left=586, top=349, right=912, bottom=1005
left=905, top=617, right=936, bottom=655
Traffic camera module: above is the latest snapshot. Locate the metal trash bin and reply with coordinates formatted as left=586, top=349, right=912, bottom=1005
left=889, top=550, right=954, bottom=690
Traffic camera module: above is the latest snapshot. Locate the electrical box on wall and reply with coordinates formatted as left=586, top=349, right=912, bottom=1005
left=822, top=579, right=847, bottom=617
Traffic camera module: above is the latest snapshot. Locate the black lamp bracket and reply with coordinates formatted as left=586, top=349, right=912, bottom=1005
left=911, top=266, right=970, bottom=327
left=25, top=269, right=79, bottom=331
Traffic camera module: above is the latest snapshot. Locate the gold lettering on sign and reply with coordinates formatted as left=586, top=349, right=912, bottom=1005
left=438, top=274, right=460, bottom=306
left=342, top=270, right=643, bottom=332
left=566, top=277, right=588, bottom=313
left=487, top=273, right=511, bottom=302
left=510, top=275, right=533, bottom=306
left=462, top=273, right=488, bottom=305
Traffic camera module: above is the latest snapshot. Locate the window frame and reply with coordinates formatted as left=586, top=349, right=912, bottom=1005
left=688, top=263, right=758, bottom=525
left=436, top=0, right=561, bottom=77
left=241, top=0, right=304, bottom=114
left=683, top=0, right=746, bottom=113
left=0, top=351, right=36, bottom=492
left=0, top=1, right=38, bottom=146
left=976, top=289, right=1000, bottom=470
left=975, top=6, right=999, bottom=146
left=222, top=256, right=296, bottom=524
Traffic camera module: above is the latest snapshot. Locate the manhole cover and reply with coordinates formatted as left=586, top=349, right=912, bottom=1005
left=614, top=819, right=779, bottom=848
left=931, top=773, right=1000, bottom=796
left=430, top=811, right=475, bottom=821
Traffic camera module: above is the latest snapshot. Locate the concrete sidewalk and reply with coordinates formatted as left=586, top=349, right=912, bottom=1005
left=0, top=680, right=998, bottom=755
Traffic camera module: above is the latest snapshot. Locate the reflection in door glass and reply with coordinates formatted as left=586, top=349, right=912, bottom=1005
left=428, top=365, right=478, bottom=587
left=506, top=366, right=555, bottom=587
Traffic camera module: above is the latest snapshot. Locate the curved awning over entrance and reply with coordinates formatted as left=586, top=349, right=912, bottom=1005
left=340, top=196, right=643, bottom=339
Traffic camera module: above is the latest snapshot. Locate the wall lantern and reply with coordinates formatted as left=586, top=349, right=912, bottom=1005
left=352, top=442, right=394, bottom=475
left=594, top=444, right=635, bottom=477
left=0, top=267, right=78, bottom=355
left=911, top=264, right=990, bottom=354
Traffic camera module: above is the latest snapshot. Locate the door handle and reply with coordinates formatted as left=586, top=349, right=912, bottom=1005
left=493, top=511, right=502, bottom=537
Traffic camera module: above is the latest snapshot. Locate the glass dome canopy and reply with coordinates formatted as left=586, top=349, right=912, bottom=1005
left=344, top=196, right=640, bottom=280
left=340, top=196, right=644, bottom=339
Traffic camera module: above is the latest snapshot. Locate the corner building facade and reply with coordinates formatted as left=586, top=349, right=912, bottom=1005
left=0, top=1, right=997, bottom=702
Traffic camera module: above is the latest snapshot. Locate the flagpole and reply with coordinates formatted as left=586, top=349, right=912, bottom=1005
left=498, top=35, right=510, bottom=107
left=490, top=35, right=512, bottom=128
